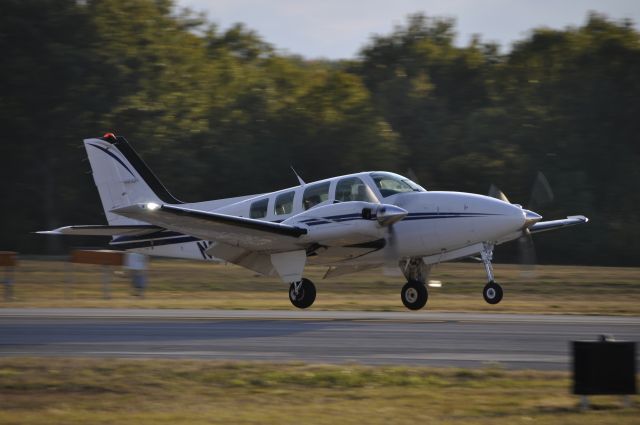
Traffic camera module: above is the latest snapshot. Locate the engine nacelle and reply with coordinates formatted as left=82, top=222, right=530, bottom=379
left=283, top=201, right=406, bottom=247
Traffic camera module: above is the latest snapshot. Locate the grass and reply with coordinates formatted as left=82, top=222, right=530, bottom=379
left=0, top=358, right=637, bottom=425
left=1, top=259, right=640, bottom=315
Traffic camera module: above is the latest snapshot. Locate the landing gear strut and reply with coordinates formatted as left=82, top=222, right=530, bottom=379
left=480, top=242, right=503, bottom=304
left=289, top=278, right=316, bottom=309
left=399, top=258, right=431, bottom=310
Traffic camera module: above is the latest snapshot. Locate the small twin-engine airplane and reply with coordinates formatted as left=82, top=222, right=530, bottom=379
left=41, top=134, right=588, bottom=310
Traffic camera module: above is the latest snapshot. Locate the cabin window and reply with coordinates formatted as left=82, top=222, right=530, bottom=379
left=335, top=177, right=379, bottom=203
left=249, top=198, right=269, bottom=219
left=274, top=191, right=295, bottom=215
left=302, top=182, right=330, bottom=210
left=370, top=172, right=425, bottom=198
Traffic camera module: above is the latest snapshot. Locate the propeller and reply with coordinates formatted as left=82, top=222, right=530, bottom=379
left=488, top=172, right=554, bottom=273
left=384, top=222, right=400, bottom=272
left=371, top=204, right=407, bottom=276
left=488, top=184, right=510, bottom=203
left=528, top=171, right=554, bottom=212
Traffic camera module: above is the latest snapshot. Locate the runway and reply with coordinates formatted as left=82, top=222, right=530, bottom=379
left=1, top=309, right=639, bottom=369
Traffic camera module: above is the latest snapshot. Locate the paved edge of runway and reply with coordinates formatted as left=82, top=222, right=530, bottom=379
left=1, top=308, right=639, bottom=324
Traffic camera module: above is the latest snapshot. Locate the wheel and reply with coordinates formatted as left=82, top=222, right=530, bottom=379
left=483, top=281, right=503, bottom=304
left=401, top=280, right=428, bottom=310
left=289, top=278, right=316, bottom=309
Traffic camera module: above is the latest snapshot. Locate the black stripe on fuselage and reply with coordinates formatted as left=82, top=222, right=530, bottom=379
left=305, top=212, right=500, bottom=225
left=403, top=212, right=501, bottom=221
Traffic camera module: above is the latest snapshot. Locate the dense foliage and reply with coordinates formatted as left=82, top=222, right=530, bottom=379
left=1, top=0, right=638, bottom=265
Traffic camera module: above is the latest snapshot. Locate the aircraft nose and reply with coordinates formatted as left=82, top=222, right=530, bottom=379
left=471, top=195, right=528, bottom=234
left=503, top=201, right=528, bottom=230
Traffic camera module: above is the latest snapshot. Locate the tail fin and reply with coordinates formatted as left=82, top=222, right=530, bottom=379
left=84, top=133, right=182, bottom=225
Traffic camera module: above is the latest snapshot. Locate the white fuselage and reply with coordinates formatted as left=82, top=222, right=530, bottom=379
left=112, top=171, right=526, bottom=267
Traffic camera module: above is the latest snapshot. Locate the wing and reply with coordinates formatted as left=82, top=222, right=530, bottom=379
left=37, top=224, right=163, bottom=236
left=529, top=215, right=589, bottom=234
left=111, top=203, right=308, bottom=251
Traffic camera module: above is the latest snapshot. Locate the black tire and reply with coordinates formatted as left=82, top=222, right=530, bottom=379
left=401, top=280, right=428, bottom=310
left=483, top=281, right=503, bottom=304
left=289, top=278, right=316, bottom=309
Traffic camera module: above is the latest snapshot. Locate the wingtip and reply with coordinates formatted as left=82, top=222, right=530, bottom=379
left=568, top=215, right=589, bottom=223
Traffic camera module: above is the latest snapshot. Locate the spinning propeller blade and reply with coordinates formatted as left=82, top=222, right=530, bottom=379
left=528, top=171, right=554, bottom=211
left=375, top=204, right=407, bottom=276
left=488, top=172, right=552, bottom=275
left=488, top=184, right=510, bottom=203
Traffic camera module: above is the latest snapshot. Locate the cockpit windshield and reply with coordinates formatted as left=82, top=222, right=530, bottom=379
left=370, top=172, right=426, bottom=198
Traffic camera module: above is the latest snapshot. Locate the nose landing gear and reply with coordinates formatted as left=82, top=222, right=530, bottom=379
left=483, top=281, right=503, bottom=304
left=480, top=242, right=503, bottom=304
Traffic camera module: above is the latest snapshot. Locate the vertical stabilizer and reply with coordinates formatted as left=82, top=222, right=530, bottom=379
left=84, top=134, right=182, bottom=225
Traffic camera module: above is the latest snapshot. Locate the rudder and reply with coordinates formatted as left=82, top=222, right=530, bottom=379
left=84, top=133, right=182, bottom=225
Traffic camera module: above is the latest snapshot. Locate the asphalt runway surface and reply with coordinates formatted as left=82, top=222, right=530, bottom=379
left=1, top=309, right=639, bottom=370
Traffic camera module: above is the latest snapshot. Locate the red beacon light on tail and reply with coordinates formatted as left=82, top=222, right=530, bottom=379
left=103, top=132, right=116, bottom=140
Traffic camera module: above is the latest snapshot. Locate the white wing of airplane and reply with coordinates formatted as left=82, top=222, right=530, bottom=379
left=109, top=201, right=397, bottom=279
left=528, top=215, right=589, bottom=234
left=111, top=203, right=309, bottom=252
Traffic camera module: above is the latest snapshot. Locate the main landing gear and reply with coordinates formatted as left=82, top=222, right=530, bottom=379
left=401, top=280, right=428, bottom=310
left=399, top=258, right=430, bottom=310
left=289, top=278, right=316, bottom=309
left=480, top=242, right=503, bottom=305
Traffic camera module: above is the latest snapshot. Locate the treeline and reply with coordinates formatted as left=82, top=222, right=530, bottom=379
left=1, top=0, right=639, bottom=265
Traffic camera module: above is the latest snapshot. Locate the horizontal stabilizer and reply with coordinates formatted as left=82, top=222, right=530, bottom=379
left=37, top=224, right=163, bottom=236
left=529, top=215, right=589, bottom=234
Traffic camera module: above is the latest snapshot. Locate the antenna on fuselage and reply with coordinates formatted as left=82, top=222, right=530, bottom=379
left=290, top=166, right=306, bottom=186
